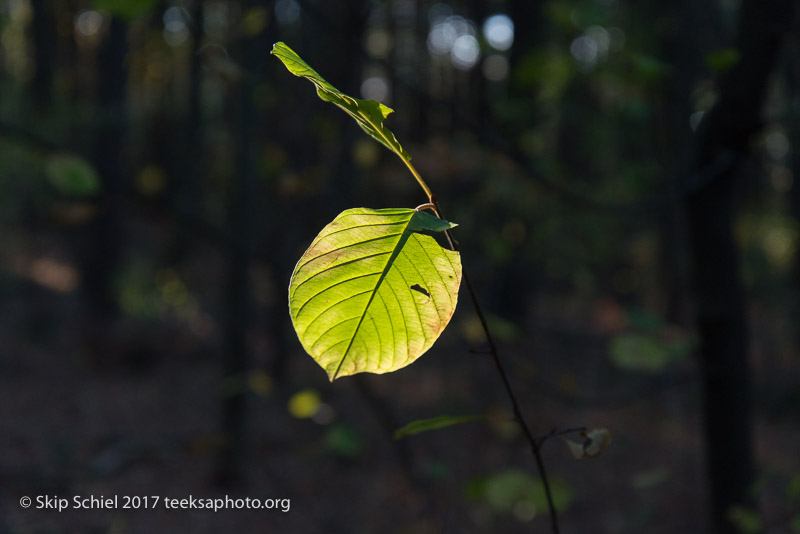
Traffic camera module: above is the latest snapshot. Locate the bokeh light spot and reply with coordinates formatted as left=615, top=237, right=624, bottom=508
left=570, top=35, right=598, bottom=65
left=586, top=25, right=610, bottom=56
left=361, top=76, right=389, bottom=102
left=689, top=111, right=705, bottom=131
left=482, top=14, right=514, bottom=51
left=247, top=370, right=273, bottom=397
left=163, top=7, right=189, bottom=47
left=483, top=54, right=509, bottom=81
left=365, top=29, right=391, bottom=58
left=451, top=34, right=479, bottom=70
left=770, top=167, right=793, bottom=193
left=288, top=389, right=321, bottom=419
left=427, top=15, right=476, bottom=59
left=765, top=131, right=790, bottom=160
left=75, top=10, right=103, bottom=37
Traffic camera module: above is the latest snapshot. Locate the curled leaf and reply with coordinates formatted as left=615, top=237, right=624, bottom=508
left=563, top=428, right=612, bottom=460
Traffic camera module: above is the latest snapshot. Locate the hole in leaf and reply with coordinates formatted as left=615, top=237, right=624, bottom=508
left=410, top=284, right=430, bottom=297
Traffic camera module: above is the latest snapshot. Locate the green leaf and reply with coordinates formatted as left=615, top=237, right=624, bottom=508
left=630, top=467, right=670, bottom=489
left=324, top=424, right=363, bottom=458
left=726, top=506, right=761, bottom=534
left=289, top=208, right=462, bottom=380
left=626, top=307, right=665, bottom=332
left=629, top=53, right=672, bottom=82
left=270, top=42, right=411, bottom=162
left=787, top=473, right=800, bottom=501
left=467, top=470, right=574, bottom=518
left=45, top=153, right=101, bottom=197
left=609, top=332, right=672, bottom=373
left=394, top=415, right=485, bottom=440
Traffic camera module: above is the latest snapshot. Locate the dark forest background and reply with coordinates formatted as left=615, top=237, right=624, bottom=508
left=1, top=0, right=800, bottom=533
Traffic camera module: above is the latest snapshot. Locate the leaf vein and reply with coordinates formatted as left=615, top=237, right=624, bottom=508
left=374, top=290, right=395, bottom=369
left=309, top=316, right=361, bottom=352
left=330, top=228, right=414, bottom=379
left=297, top=288, right=373, bottom=333
left=295, top=233, right=403, bottom=274
left=391, top=255, right=427, bottom=349
left=292, top=270, right=382, bottom=316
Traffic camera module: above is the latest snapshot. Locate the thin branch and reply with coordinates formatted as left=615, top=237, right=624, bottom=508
left=458, top=263, right=561, bottom=534
left=535, top=426, right=588, bottom=446
left=400, top=157, right=563, bottom=533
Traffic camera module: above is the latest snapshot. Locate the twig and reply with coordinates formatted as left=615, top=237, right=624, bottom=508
left=409, top=178, right=563, bottom=531
left=535, top=426, right=588, bottom=446
left=459, top=263, right=562, bottom=534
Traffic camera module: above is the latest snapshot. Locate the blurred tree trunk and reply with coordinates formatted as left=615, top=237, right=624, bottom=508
left=169, top=0, right=205, bottom=261
left=31, top=0, right=56, bottom=108
left=216, top=0, right=273, bottom=486
left=786, top=44, right=800, bottom=321
left=653, top=0, right=716, bottom=328
left=508, top=0, right=546, bottom=127
left=466, top=0, right=487, bottom=133
left=685, top=0, right=796, bottom=532
left=322, top=1, right=368, bottom=207
left=83, top=17, right=127, bottom=324
left=143, top=1, right=203, bottom=222
left=488, top=0, right=546, bottom=319
left=509, top=0, right=544, bottom=73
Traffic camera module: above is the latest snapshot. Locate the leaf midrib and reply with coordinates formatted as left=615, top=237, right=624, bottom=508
left=330, top=218, right=414, bottom=380
left=353, top=103, right=405, bottom=161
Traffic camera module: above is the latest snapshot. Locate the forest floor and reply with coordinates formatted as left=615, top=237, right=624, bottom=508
left=1, top=232, right=799, bottom=534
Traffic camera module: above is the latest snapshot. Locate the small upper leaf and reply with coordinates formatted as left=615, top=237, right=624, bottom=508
left=289, top=208, right=462, bottom=380
left=271, top=42, right=411, bottom=162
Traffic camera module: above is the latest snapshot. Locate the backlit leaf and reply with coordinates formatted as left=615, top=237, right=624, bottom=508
left=289, top=208, right=462, bottom=380
left=271, top=42, right=411, bottom=162
left=394, top=415, right=485, bottom=440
